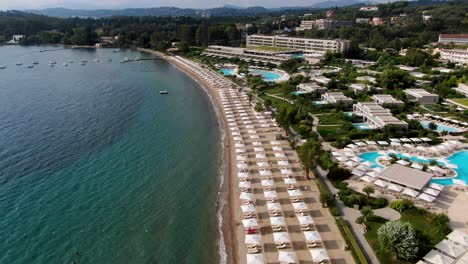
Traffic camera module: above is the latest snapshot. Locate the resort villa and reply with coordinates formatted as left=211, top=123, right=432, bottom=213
left=404, top=89, right=439, bottom=105
left=353, top=102, right=408, bottom=129
left=360, top=6, right=379, bottom=11
left=321, top=92, right=353, bottom=105
left=297, top=19, right=352, bottom=30
left=349, top=83, right=370, bottom=94
left=313, top=76, right=331, bottom=85
left=438, top=34, right=468, bottom=45
left=296, top=83, right=327, bottom=94
left=204, top=45, right=296, bottom=65
left=372, top=94, right=405, bottom=107
left=453, top=83, right=468, bottom=97
left=439, top=48, right=468, bottom=65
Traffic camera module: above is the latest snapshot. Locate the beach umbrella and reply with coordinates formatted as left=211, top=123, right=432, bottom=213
left=275, top=152, right=286, bottom=158
left=423, top=250, right=454, bottom=264
left=377, top=141, right=389, bottom=145
left=238, top=172, right=249, bottom=178
left=362, top=161, right=374, bottom=167
left=297, top=215, right=315, bottom=225
left=264, top=190, right=278, bottom=199
left=411, top=163, right=424, bottom=170
left=366, top=171, right=380, bottom=178
left=446, top=163, right=458, bottom=169
left=391, top=142, right=401, bottom=147
left=261, top=179, right=274, bottom=187
left=236, top=148, right=246, bottom=153
left=380, top=155, right=392, bottom=161
left=248, top=129, right=257, bottom=134
left=287, top=189, right=303, bottom=197
left=355, top=142, right=367, bottom=147
left=284, top=178, right=297, bottom=185
left=234, top=136, right=243, bottom=141
left=253, top=141, right=262, bottom=146
left=345, top=161, right=358, bottom=168
left=242, top=218, right=258, bottom=229
left=281, top=168, right=293, bottom=175
left=429, top=182, right=444, bottom=191
left=401, top=138, right=411, bottom=142
left=278, top=251, right=296, bottom=263
left=273, top=232, right=290, bottom=243
left=239, top=181, right=251, bottom=188
left=232, top=131, right=241, bottom=136
left=303, top=231, right=321, bottom=242
left=350, top=157, right=362, bottom=163
left=344, top=152, right=356, bottom=157
left=374, top=179, right=389, bottom=188
left=240, top=192, right=254, bottom=201
left=237, top=155, right=247, bottom=161
left=259, top=170, right=272, bottom=176
left=416, top=155, right=427, bottom=161
left=387, top=183, right=403, bottom=193
left=331, top=151, right=341, bottom=157
left=360, top=176, right=375, bottom=183
left=402, top=188, right=419, bottom=198
left=351, top=169, right=365, bottom=176
left=292, top=202, right=308, bottom=211
left=273, top=146, right=283, bottom=151
left=267, top=202, right=282, bottom=211
left=401, top=153, right=412, bottom=158
left=336, top=156, right=348, bottom=162
left=373, top=167, right=385, bottom=173
left=241, top=204, right=257, bottom=213
left=389, top=138, right=400, bottom=142
left=387, top=150, right=398, bottom=154
left=237, top=163, right=248, bottom=170
left=246, top=254, right=264, bottom=264
left=245, top=234, right=262, bottom=246
left=235, top=143, right=244, bottom=148
left=366, top=141, right=377, bottom=145
left=435, top=239, right=466, bottom=258
left=278, top=160, right=289, bottom=166
left=343, top=147, right=354, bottom=152
left=347, top=143, right=358, bottom=149
left=271, top=141, right=281, bottom=145
left=396, top=160, right=410, bottom=166
left=447, top=230, right=468, bottom=247
left=256, top=161, right=269, bottom=167
left=271, top=217, right=286, bottom=227
left=250, top=135, right=260, bottom=139
left=309, top=249, right=330, bottom=263
left=423, top=188, right=440, bottom=197
left=418, top=193, right=436, bottom=203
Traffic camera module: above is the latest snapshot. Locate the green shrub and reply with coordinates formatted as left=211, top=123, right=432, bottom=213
left=431, top=213, right=451, bottom=235
left=371, top=197, right=388, bottom=209
left=329, top=206, right=340, bottom=217
left=390, top=199, right=414, bottom=212
left=334, top=181, right=349, bottom=190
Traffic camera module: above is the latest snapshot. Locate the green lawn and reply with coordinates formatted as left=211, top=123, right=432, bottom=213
left=317, top=125, right=346, bottom=141
left=449, top=98, right=468, bottom=107
left=262, top=87, right=284, bottom=95
left=364, top=209, right=448, bottom=264
left=317, top=113, right=345, bottom=125
left=258, top=94, right=289, bottom=108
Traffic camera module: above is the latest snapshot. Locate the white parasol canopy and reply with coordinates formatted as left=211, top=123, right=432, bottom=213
left=287, top=189, right=303, bottom=197
left=246, top=254, right=264, bottom=264
left=303, top=231, right=322, bottom=242
left=292, top=202, right=308, bottom=211
left=373, top=167, right=385, bottom=173
left=396, top=160, right=410, bottom=166
left=281, top=168, right=293, bottom=175
left=273, top=146, right=283, bottom=151
left=434, top=239, right=466, bottom=258
left=237, top=163, right=248, bottom=169
left=278, top=160, right=289, bottom=166
left=309, top=249, right=330, bottom=263
left=362, top=161, right=374, bottom=167
left=245, top=234, right=262, bottom=245
left=447, top=230, right=468, bottom=247
left=351, top=169, right=365, bottom=176
left=284, top=178, right=297, bottom=185
left=423, top=188, right=440, bottom=197
left=411, top=163, right=424, bottom=170
left=418, top=193, right=436, bottom=203
left=373, top=179, right=389, bottom=188
left=267, top=202, right=282, bottom=211
left=255, top=153, right=267, bottom=159
left=429, top=182, right=444, bottom=191
left=275, top=152, right=287, bottom=158
left=271, top=141, right=281, bottom=145
left=261, top=179, right=274, bottom=187
left=360, top=176, right=375, bottom=183
left=240, top=192, right=254, bottom=201
left=387, top=183, right=403, bottom=192
left=271, top=217, right=286, bottom=227
left=297, top=215, right=315, bottom=225
left=238, top=172, right=249, bottom=178
left=239, top=181, right=252, bottom=188
left=402, top=188, right=419, bottom=198
left=253, top=141, right=262, bottom=146
left=336, top=156, right=348, bottom=162
left=366, top=171, right=380, bottom=178
left=242, top=218, right=258, bottom=228
left=264, top=190, right=278, bottom=199
left=259, top=169, right=272, bottom=176
left=346, top=161, right=358, bottom=167
left=273, top=232, right=290, bottom=243
left=241, top=204, right=257, bottom=213
left=257, top=161, right=269, bottom=167
left=423, top=249, right=454, bottom=264
left=278, top=251, right=296, bottom=263
left=254, top=147, right=265, bottom=152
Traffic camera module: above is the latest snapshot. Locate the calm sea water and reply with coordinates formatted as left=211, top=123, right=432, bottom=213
left=0, top=46, right=222, bottom=264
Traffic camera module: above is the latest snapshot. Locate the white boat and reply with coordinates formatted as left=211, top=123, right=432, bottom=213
left=159, top=91, right=168, bottom=95
left=113, top=49, right=120, bottom=53
left=93, top=59, right=99, bottom=62
left=105, top=58, right=112, bottom=61
left=0, top=66, right=6, bottom=69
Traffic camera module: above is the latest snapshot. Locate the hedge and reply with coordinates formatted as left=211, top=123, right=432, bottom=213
left=336, top=217, right=369, bottom=264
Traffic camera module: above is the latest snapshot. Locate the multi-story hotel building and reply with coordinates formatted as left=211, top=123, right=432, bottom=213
left=438, top=34, right=468, bottom=45
left=439, top=48, right=468, bottom=65
left=246, top=34, right=350, bottom=54
left=353, top=102, right=408, bottom=129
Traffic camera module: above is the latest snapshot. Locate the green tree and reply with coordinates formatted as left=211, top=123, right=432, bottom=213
left=254, top=102, right=264, bottom=112
left=279, top=58, right=302, bottom=74
left=428, top=122, right=438, bottom=130
left=363, top=185, right=375, bottom=200
left=360, top=206, right=374, bottom=223
left=431, top=213, right=451, bottom=235
left=263, top=98, right=272, bottom=109
left=377, top=220, right=419, bottom=261
left=319, top=192, right=332, bottom=208
left=297, top=140, right=322, bottom=179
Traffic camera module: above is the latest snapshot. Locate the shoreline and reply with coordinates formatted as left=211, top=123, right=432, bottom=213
left=138, top=48, right=237, bottom=264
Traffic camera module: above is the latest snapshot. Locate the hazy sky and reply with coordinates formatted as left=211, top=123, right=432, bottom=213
left=1, top=0, right=338, bottom=10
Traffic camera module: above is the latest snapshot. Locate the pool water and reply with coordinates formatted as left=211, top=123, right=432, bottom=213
left=358, top=151, right=468, bottom=186
left=353, top=123, right=374, bottom=130
left=220, top=68, right=235, bottom=76
left=249, top=69, right=281, bottom=82
left=420, top=121, right=459, bottom=133
left=291, top=54, right=304, bottom=59
left=312, top=101, right=329, bottom=105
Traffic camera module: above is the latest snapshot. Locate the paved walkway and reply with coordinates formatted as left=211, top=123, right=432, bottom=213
left=315, top=166, right=381, bottom=264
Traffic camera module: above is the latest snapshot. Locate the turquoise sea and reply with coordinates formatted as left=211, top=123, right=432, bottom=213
left=0, top=46, right=222, bottom=263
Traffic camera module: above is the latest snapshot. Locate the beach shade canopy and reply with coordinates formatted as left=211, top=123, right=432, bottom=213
left=245, top=234, right=262, bottom=246
left=264, top=190, right=278, bottom=199
left=242, top=218, right=258, bottom=229
left=267, top=202, right=282, bottom=211
left=373, top=179, right=389, bottom=188
left=373, top=167, right=385, bottom=173
left=271, top=141, right=281, bottom=145
left=435, top=239, right=467, bottom=258
left=360, top=176, right=375, bottom=183
left=237, top=163, right=249, bottom=170
left=347, top=143, right=358, bottom=148
left=240, top=192, right=254, bottom=201
left=418, top=193, right=436, bottom=203
left=309, top=248, right=330, bottom=263
left=238, top=172, right=249, bottom=178
left=273, top=232, right=291, bottom=244
left=273, top=146, right=283, bottom=151
left=362, top=161, right=374, bottom=167
left=246, top=253, right=264, bottom=264
left=253, top=141, right=262, bottom=146
left=336, top=156, right=348, bottom=162
left=278, top=160, right=289, bottom=166
left=278, top=174, right=293, bottom=182
left=387, top=183, right=403, bottom=193
left=255, top=153, right=267, bottom=159
left=254, top=147, right=265, bottom=152
left=257, top=161, right=269, bottom=167
left=356, top=164, right=371, bottom=172
left=429, top=182, right=444, bottom=191
left=400, top=138, right=412, bottom=142
left=344, top=152, right=356, bottom=157
left=239, top=181, right=252, bottom=188
left=390, top=138, right=401, bottom=142
left=423, top=249, right=454, bottom=264
left=396, top=160, right=411, bottom=166
left=378, top=141, right=389, bottom=145
left=287, top=189, right=303, bottom=197
left=366, top=171, right=380, bottom=178
left=366, top=141, right=377, bottom=145
left=271, top=217, right=286, bottom=226
left=350, top=157, right=362, bottom=163
left=297, top=215, right=315, bottom=225
left=423, top=188, right=440, bottom=197
left=250, top=135, right=260, bottom=139
left=261, top=179, right=274, bottom=187
left=411, top=163, right=424, bottom=170
left=421, top=137, right=432, bottom=142
left=241, top=204, right=257, bottom=213
left=278, top=251, right=296, bottom=264
left=428, top=166, right=442, bottom=172
left=402, top=188, right=419, bottom=198
left=416, top=155, right=428, bottom=161
left=292, top=202, right=308, bottom=211
left=391, top=142, right=401, bottom=146
left=235, top=143, right=245, bottom=147
left=387, top=150, right=398, bottom=154
left=355, top=142, right=367, bottom=147
left=331, top=151, right=341, bottom=157
left=304, top=231, right=322, bottom=242
left=248, top=129, right=257, bottom=134
left=446, top=163, right=458, bottom=169
left=237, top=155, right=247, bottom=161
left=447, top=230, right=468, bottom=247
left=281, top=168, right=293, bottom=175
left=275, top=152, right=287, bottom=158
left=233, top=136, right=243, bottom=141
left=259, top=170, right=272, bottom=176
left=351, top=169, right=365, bottom=176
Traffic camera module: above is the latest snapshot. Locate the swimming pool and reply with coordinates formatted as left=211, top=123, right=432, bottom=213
left=312, top=101, right=329, bottom=105
left=249, top=69, right=281, bottom=82
left=358, top=151, right=468, bottom=186
left=220, top=68, right=235, bottom=76
left=420, top=121, right=459, bottom=133
left=353, top=123, right=374, bottom=130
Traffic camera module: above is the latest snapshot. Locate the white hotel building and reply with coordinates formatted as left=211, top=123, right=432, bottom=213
left=353, top=102, right=408, bottom=129
left=439, top=48, right=468, bottom=65
left=246, top=35, right=350, bottom=55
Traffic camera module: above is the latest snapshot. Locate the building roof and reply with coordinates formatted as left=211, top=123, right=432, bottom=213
left=404, top=89, right=438, bottom=98
left=440, top=34, right=468, bottom=39
left=378, top=164, right=433, bottom=190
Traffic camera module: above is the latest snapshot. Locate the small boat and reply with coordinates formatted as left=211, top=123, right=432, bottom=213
left=105, top=58, right=112, bottom=62
left=27, top=65, right=34, bottom=68
left=80, top=62, right=86, bottom=65
left=68, top=60, right=74, bottom=63
left=159, top=91, right=168, bottom=94
left=81, top=60, right=88, bottom=63
left=63, top=63, right=68, bottom=67
left=32, top=61, right=39, bottom=65
left=0, top=66, right=6, bottom=69
left=113, top=49, right=120, bottom=53
left=49, top=61, right=57, bottom=65
left=16, top=62, right=23, bottom=66
left=93, top=59, right=99, bottom=62
left=49, top=64, right=54, bottom=67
